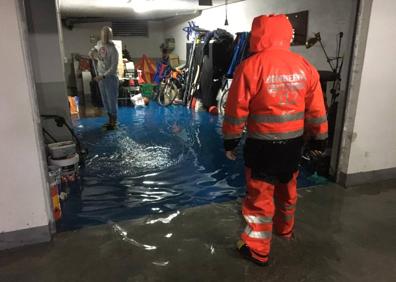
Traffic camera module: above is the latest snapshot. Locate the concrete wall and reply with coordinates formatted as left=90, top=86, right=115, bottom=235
left=62, top=21, right=165, bottom=60
left=0, top=0, right=51, bottom=250
left=338, top=0, right=396, bottom=185
left=25, top=0, right=71, bottom=141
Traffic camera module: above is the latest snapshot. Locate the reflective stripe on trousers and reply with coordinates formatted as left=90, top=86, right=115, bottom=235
left=244, top=215, right=272, bottom=224
left=244, top=226, right=272, bottom=239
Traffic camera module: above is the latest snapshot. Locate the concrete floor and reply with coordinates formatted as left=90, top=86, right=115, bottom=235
left=1, top=180, right=395, bottom=282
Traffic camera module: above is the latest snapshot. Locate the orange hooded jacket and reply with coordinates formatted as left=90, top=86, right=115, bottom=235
left=222, top=15, right=328, bottom=148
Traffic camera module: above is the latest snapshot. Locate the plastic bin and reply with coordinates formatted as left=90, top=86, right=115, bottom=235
left=141, top=83, right=154, bottom=99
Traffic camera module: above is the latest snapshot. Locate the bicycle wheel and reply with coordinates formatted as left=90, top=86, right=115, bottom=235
left=158, top=80, right=178, bottom=106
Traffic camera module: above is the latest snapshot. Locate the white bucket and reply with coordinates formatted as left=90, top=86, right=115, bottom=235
left=49, top=153, right=80, bottom=195
left=48, top=141, right=76, bottom=159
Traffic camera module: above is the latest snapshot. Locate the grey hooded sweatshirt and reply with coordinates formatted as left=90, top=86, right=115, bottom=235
left=93, top=41, right=119, bottom=76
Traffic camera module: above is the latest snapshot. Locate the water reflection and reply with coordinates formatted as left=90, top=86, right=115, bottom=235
left=146, top=211, right=180, bottom=225
left=152, top=261, right=170, bottom=267
left=110, top=220, right=157, bottom=251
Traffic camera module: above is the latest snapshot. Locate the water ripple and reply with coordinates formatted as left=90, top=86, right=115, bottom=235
left=60, top=105, right=247, bottom=230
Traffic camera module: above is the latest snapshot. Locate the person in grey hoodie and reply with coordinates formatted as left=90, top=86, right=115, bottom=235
left=89, top=26, right=119, bottom=130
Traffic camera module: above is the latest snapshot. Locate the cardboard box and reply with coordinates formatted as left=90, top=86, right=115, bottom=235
left=169, top=53, right=180, bottom=68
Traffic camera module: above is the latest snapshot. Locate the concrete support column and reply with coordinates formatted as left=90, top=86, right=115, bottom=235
left=25, top=0, right=71, bottom=141
left=0, top=0, right=52, bottom=250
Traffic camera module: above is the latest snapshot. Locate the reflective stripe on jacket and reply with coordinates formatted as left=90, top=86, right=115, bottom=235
left=222, top=15, right=328, bottom=143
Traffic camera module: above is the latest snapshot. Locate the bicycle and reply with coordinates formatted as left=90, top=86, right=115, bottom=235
left=157, top=68, right=185, bottom=107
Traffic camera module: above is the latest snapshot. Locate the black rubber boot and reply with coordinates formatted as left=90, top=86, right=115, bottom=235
left=236, top=240, right=269, bottom=267
left=105, top=114, right=117, bottom=131
left=102, top=113, right=112, bottom=129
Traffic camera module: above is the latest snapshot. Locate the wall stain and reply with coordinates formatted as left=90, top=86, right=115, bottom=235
left=351, top=132, right=358, bottom=143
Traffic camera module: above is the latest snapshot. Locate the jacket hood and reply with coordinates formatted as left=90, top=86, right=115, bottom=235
left=249, top=14, right=293, bottom=53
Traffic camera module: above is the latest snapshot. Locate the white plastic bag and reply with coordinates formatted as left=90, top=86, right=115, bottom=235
left=131, top=93, right=146, bottom=107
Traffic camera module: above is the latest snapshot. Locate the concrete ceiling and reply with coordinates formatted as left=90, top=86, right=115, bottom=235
left=59, top=0, right=244, bottom=19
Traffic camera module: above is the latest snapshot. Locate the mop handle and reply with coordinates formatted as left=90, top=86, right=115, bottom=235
left=91, top=58, right=98, bottom=78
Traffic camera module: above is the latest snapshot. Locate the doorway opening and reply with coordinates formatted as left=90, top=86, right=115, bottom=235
left=25, top=0, right=359, bottom=231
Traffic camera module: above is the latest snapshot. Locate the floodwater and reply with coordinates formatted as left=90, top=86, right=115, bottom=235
left=59, top=104, right=325, bottom=231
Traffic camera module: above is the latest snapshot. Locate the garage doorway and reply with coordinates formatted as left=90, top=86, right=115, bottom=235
left=25, top=0, right=359, bottom=231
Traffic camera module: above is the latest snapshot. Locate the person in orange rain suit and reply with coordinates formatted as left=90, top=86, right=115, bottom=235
left=222, top=14, right=328, bottom=266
